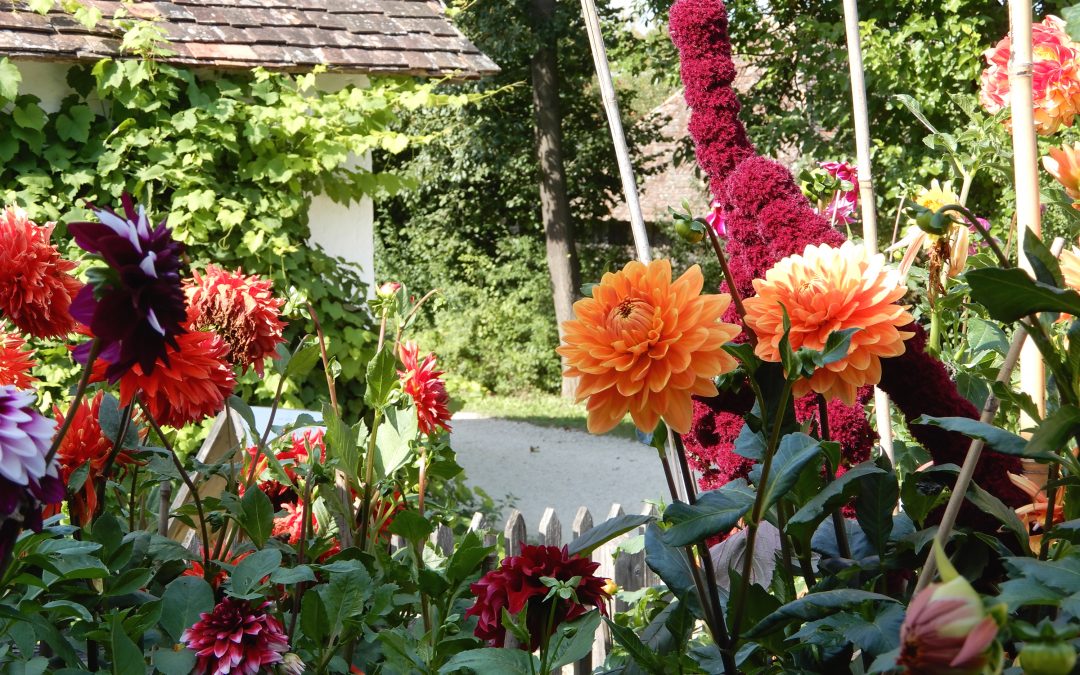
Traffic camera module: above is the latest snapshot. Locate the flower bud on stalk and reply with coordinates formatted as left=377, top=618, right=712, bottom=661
left=898, top=542, right=1003, bottom=674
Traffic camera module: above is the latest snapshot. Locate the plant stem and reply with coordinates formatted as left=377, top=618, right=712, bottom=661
left=394, top=288, right=439, bottom=347
left=928, top=308, right=942, bottom=356
left=705, top=224, right=749, bottom=330
left=128, top=465, right=138, bottom=531
left=244, top=369, right=288, bottom=490
left=356, top=412, right=383, bottom=550
left=774, top=500, right=798, bottom=599
left=45, top=338, right=101, bottom=466
left=1039, top=463, right=1060, bottom=561
left=307, top=302, right=339, bottom=416
left=92, top=401, right=136, bottom=522
left=139, top=401, right=213, bottom=582
left=731, top=380, right=793, bottom=642
left=785, top=501, right=817, bottom=587
left=817, top=396, right=851, bottom=560
left=157, top=482, right=171, bottom=537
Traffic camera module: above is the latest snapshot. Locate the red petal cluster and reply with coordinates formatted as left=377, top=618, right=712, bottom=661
left=92, top=327, right=236, bottom=428
left=398, top=341, right=452, bottom=436
left=465, top=544, right=610, bottom=650
left=0, top=330, right=36, bottom=389
left=181, top=598, right=288, bottom=675
left=669, top=0, right=1025, bottom=511
left=52, top=391, right=136, bottom=524
left=184, top=265, right=287, bottom=376
left=245, top=429, right=325, bottom=509
left=0, top=207, right=81, bottom=338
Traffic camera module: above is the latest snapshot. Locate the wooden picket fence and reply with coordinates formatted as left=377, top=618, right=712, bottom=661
left=390, top=503, right=660, bottom=673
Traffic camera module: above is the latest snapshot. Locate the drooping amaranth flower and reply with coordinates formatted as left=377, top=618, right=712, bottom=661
left=68, top=193, right=186, bottom=382
left=465, top=544, right=610, bottom=650
left=398, top=341, right=452, bottom=436
left=743, top=242, right=914, bottom=405
left=184, top=265, right=286, bottom=376
left=0, top=206, right=82, bottom=338
left=558, top=259, right=740, bottom=434
left=181, top=597, right=289, bottom=675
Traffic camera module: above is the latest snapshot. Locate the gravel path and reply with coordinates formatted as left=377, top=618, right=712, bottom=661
left=451, top=412, right=668, bottom=532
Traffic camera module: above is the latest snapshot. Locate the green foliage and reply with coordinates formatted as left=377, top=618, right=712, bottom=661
left=0, top=54, right=469, bottom=416
left=377, top=0, right=661, bottom=394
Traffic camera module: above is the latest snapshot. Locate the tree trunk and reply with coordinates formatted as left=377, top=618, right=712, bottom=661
left=530, top=0, right=581, bottom=399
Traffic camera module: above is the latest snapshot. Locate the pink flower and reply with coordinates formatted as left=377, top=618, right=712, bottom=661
left=899, top=544, right=1001, bottom=674
left=398, top=341, right=452, bottom=436
left=704, top=199, right=727, bottom=236
left=181, top=597, right=289, bottom=675
left=980, top=16, right=1080, bottom=135
left=818, top=161, right=859, bottom=226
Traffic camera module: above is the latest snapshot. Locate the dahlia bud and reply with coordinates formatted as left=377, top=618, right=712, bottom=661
left=898, top=543, right=1002, bottom=674
left=1019, top=641, right=1077, bottom=675
left=602, top=578, right=618, bottom=596
left=377, top=281, right=402, bottom=298
left=279, top=652, right=306, bottom=675
left=674, top=218, right=706, bottom=244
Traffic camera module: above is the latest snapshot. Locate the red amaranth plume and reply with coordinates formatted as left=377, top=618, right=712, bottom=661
left=669, top=0, right=1025, bottom=510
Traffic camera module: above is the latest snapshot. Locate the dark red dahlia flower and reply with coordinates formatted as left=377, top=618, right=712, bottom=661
left=398, top=341, right=452, bottom=436
left=68, top=193, right=186, bottom=382
left=0, top=206, right=82, bottom=338
left=184, top=265, right=287, bottom=376
left=180, top=597, right=288, bottom=675
left=465, top=544, right=610, bottom=650
left=0, top=330, right=37, bottom=389
left=91, top=327, right=236, bottom=429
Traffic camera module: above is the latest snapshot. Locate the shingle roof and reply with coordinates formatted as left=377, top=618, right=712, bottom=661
left=0, top=0, right=499, bottom=79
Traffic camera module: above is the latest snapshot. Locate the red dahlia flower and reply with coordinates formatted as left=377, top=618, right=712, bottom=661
left=52, top=391, right=136, bottom=524
left=91, top=327, right=236, bottom=428
left=245, top=429, right=325, bottom=509
left=184, top=265, right=286, bottom=376
left=398, top=341, right=451, bottom=435
left=0, top=331, right=36, bottom=389
left=181, top=597, right=289, bottom=675
left=0, top=206, right=82, bottom=339
left=465, top=544, right=610, bottom=650
left=68, top=193, right=186, bottom=382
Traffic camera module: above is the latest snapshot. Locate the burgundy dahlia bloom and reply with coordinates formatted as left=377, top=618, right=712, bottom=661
left=181, top=597, right=289, bottom=675
left=465, top=544, right=610, bottom=650
left=68, top=193, right=186, bottom=382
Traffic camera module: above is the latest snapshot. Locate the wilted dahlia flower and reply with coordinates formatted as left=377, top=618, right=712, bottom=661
left=184, top=265, right=286, bottom=376
left=181, top=597, right=289, bottom=675
left=744, top=242, right=914, bottom=405
left=398, top=341, right=451, bottom=436
left=0, top=206, right=82, bottom=339
left=91, top=327, right=235, bottom=428
left=818, top=160, right=859, bottom=225
left=899, top=544, right=1001, bottom=674
left=558, top=259, right=740, bottom=434
left=465, top=544, right=610, bottom=650
left=980, top=15, right=1080, bottom=135
left=0, top=331, right=37, bottom=389
left=68, top=193, right=186, bottom=382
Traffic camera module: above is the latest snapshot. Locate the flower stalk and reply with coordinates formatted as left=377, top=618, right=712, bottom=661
left=44, top=337, right=101, bottom=466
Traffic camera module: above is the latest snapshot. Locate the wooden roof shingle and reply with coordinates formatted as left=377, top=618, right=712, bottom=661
left=0, top=0, right=499, bottom=79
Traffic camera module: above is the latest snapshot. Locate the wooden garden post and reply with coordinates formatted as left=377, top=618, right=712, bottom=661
left=840, top=0, right=895, bottom=462
left=1009, top=0, right=1046, bottom=424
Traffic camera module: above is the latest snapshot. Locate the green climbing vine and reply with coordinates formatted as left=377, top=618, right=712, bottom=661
left=0, top=51, right=475, bottom=417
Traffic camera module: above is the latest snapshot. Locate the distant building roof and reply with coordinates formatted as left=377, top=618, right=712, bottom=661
left=0, top=0, right=499, bottom=79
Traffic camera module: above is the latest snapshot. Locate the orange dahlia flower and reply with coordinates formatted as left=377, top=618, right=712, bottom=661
left=1044, top=142, right=1080, bottom=203
left=1010, top=472, right=1064, bottom=553
left=0, top=330, right=36, bottom=389
left=184, top=265, right=287, bottom=376
left=557, top=259, right=740, bottom=434
left=743, top=242, right=915, bottom=405
left=0, top=206, right=82, bottom=338
left=91, top=327, right=236, bottom=428
left=980, top=16, right=1080, bottom=135
left=52, top=391, right=136, bottom=524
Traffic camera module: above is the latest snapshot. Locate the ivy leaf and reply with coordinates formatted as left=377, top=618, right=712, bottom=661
left=0, top=58, right=20, bottom=102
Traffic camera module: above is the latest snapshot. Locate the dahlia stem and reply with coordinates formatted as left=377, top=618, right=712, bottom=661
left=243, top=365, right=287, bottom=490
left=938, top=204, right=1008, bottom=269
left=774, top=497, right=797, bottom=599
left=356, top=411, right=384, bottom=551
left=672, top=433, right=735, bottom=672
left=138, top=400, right=213, bottom=583
left=306, top=302, right=339, bottom=416
left=817, top=396, right=851, bottom=561
left=731, top=379, right=793, bottom=643
left=92, top=401, right=136, bottom=522
left=45, top=337, right=101, bottom=466
left=1040, top=464, right=1060, bottom=561
left=705, top=224, right=749, bottom=328
left=394, top=288, right=439, bottom=348
left=928, top=308, right=942, bottom=356
left=784, top=500, right=817, bottom=587
left=157, top=481, right=171, bottom=537
left=127, top=465, right=138, bottom=531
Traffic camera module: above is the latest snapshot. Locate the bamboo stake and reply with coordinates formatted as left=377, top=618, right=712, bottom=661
left=840, top=0, right=895, bottom=462
left=579, top=0, right=651, bottom=263
left=1009, top=0, right=1046, bottom=425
